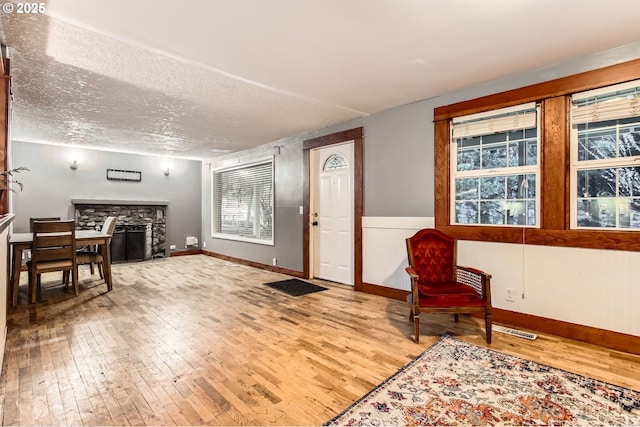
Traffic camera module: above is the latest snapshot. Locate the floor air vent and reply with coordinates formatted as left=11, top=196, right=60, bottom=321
left=493, top=325, right=537, bottom=340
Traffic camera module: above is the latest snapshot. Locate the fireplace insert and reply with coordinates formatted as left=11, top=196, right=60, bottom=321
left=110, top=223, right=152, bottom=262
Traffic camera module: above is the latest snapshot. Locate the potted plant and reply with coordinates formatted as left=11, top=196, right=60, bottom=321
left=0, top=166, right=29, bottom=192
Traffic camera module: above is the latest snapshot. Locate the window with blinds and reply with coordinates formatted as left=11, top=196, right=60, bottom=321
left=212, top=158, right=274, bottom=244
left=570, top=79, right=640, bottom=230
left=451, top=103, right=540, bottom=226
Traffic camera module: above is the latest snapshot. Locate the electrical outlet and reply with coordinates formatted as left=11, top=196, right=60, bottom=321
left=505, top=287, right=515, bottom=302
left=272, top=258, right=277, bottom=266
left=299, top=206, right=303, bottom=215
left=170, top=244, right=176, bottom=250
left=203, top=241, right=206, bottom=248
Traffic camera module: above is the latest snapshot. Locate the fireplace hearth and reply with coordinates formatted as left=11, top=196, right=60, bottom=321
left=72, top=199, right=168, bottom=260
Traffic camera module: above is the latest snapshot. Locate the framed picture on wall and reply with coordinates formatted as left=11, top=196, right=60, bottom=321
left=106, top=169, right=142, bottom=182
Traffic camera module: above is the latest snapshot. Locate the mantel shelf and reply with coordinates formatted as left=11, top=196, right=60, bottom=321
left=71, top=199, right=169, bottom=206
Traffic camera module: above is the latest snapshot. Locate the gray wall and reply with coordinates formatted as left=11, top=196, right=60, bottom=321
left=202, top=138, right=307, bottom=269
left=201, top=40, right=640, bottom=273
left=12, top=141, right=202, bottom=250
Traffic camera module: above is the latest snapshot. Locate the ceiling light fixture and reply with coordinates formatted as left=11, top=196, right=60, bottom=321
left=70, top=160, right=78, bottom=170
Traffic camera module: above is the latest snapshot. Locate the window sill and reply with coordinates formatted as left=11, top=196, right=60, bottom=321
left=437, top=225, right=640, bottom=252
left=211, top=233, right=274, bottom=246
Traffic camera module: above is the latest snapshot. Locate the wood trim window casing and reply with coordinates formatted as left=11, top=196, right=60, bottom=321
left=303, top=127, right=364, bottom=290
left=541, top=96, right=570, bottom=231
left=435, top=58, right=640, bottom=251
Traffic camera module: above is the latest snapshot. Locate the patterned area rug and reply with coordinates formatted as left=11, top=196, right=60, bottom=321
left=263, top=279, right=328, bottom=297
left=326, top=334, right=640, bottom=426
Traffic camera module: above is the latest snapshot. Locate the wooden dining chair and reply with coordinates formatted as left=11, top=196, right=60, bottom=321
left=29, top=217, right=61, bottom=231
left=75, top=216, right=117, bottom=282
left=27, top=220, right=78, bottom=303
left=24, top=216, right=62, bottom=265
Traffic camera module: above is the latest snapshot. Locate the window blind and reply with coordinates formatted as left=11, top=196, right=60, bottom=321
left=452, top=102, right=537, bottom=139
left=213, top=159, right=273, bottom=243
left=572, top=79, right=640, bottom=125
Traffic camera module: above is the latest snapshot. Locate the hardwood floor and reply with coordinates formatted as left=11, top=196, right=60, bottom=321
left=1, top=255, right=639, bottom=425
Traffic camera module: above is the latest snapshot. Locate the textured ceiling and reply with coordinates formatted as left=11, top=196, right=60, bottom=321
left=1, top=0, right=640, bottom=160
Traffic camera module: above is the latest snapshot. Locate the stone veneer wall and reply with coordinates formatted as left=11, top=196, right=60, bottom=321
left=74, top=204, right=167, bottom=259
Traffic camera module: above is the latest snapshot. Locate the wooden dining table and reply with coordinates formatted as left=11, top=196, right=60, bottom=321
left=9, top=229, right=113, bottom=306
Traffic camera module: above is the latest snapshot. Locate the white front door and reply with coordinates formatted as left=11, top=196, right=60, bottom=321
left=312, top=142, right=354, bottom=285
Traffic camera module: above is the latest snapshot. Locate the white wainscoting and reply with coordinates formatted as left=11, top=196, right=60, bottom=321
left=457, top=241, right=640, bottom=337
left=362, top=217, right=434, bottom=291
left=362, top=217, right=639, bottom=337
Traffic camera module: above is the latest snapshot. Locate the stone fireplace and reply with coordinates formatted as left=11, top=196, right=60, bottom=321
left=72, top=199, right=168, bottom=260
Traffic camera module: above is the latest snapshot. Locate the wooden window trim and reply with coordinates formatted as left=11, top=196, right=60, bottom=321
left=434, top=58, right=640, bottom=251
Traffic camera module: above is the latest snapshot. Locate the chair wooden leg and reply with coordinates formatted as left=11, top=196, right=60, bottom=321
left=454, top=314, right=459, bottom=322
left=98, top=262, right=104, bottom=280
left=485, top=312, right=492, bottom=344
left=30, top=274, right=43, bottom=304
left=72, top=267, right=79, bottom=297
left=89, top=262, right=95, bottom=275
left=13, top=275, right=20, bottom=307
left=413, top=314, right=420, bottom=344
left=409, top=308, right=414, bottom=321
left=29, top=269, right=37, bottom=304
left=36, top=275, right=42, bottom=303
left=15, top=276, right=21, bottom=306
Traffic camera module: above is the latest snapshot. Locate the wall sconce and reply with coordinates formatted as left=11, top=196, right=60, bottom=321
left=163, top=167, right=170, bottom=176
left=70, top=160, right=78, bottom=170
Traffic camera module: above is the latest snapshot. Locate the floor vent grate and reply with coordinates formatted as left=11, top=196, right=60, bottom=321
left=493, top=325, right=537, bottom=340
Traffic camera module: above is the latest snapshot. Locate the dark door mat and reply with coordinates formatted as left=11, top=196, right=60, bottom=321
left=264, top=279, right=328, bottom=297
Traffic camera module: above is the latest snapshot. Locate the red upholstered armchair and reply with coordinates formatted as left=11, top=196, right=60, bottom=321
left=405, top=228, right=492, bottom=344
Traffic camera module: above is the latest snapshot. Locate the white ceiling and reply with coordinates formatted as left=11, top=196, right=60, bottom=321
left=1, top=0, right=640, bottom=160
